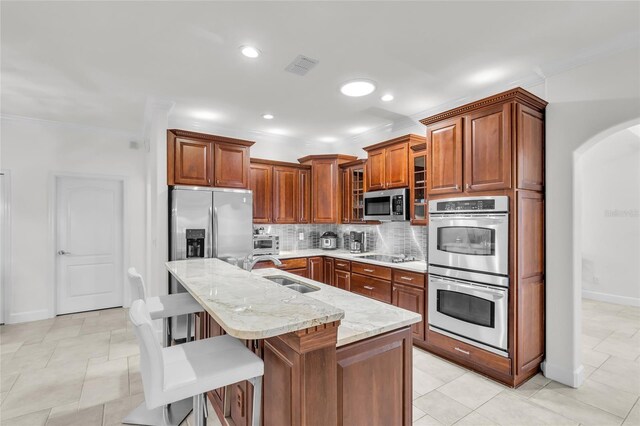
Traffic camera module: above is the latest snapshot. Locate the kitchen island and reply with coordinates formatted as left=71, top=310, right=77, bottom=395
left=166, top=258, right=421, bottom=426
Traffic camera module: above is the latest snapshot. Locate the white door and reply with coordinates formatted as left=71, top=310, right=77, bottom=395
left=56, top=176, right=123, bottom=314
left=0, top=172, right=9, bottom=324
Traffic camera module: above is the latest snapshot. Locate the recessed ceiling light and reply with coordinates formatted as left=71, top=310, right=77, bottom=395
left=340, top=79, right=376, bottom=97
left=262, top=113, right=274, bottom=120
left=193, top=110, right=218, bottom=121
left=468, top=68, right=505, bottom=85
left=266, top=128, right=289, bottom=136
left=240, top=46, right=260, bottom=58
left=348, top=126, right=369, bottom=135
left=318, top=136, right=337, bottom=143
left=381, top=94, right=394, bottom=102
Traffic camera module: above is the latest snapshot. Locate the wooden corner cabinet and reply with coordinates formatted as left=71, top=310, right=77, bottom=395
left=298, top=154, right=357, bottom=224
left=167, top=129, right=254, bottom=188
left=409, top=141, right=428, bottom=225
left=418, top=87, right=548, bottom=388
left=249, top=159, right=310, bottom=224
left=363, top=134, right=424, bottom=191
left=340, top=159, right=367, bottom=224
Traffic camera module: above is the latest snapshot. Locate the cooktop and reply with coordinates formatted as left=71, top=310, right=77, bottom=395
left=356, top=254, right=417, bottom=264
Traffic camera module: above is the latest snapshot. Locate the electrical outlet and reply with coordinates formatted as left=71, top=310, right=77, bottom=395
left=298, top=232, right=304, bottom=241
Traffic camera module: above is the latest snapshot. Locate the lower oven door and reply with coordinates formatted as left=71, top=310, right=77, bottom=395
left=428, top=274, right=508, bottom=355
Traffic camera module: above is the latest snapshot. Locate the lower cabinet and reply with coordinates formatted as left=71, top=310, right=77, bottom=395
left=288, top=267, right=309, bottom=278
left=350, top=273, right=392, bottom=303
left=334, top=269, right=351, bottom=291
left=309, top=256, right=324, bottom=282
left=392, top=283, right=425, bottom=341
left=324, top=258, right=335, bottom=286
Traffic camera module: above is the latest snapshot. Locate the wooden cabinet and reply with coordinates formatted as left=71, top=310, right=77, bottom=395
left=308, top=257, right=324, bottom=282
left=334, top=269, right=351, bottom=291
left=167, top=130, right=254, bottom=188
left=340, top=160, right=366, bottom=224
left=324, top=257, right=335, bottom=286
left=364, top=135, right=423, bottom=191
left=249, top=159, right=311, bottom=224
left=172, top=137, right=213, bottom=186
left=298, top=155, right=357, bottom=224
left=410, top=142, right=428, bottom=225
left=425, top=117, right=463, bottom=195
left=214, top=141, right=250, bottom=188
left=250, top=163, right=272, bottom=223
left=464, top=104, right=511, bottom=192
left=350, top=273, right=392, bottom=304
left=516, top=104, right=545, bottom=191
left=392, top=283, right=425, bottom=340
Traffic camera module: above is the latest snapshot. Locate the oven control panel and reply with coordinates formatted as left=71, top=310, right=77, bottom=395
left=437, top=199, right=495, bottom=211
left=430, top=196, right=508, bottom=214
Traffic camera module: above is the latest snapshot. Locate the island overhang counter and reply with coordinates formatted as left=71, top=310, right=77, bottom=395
left=166, top=258, right=421, bottom=426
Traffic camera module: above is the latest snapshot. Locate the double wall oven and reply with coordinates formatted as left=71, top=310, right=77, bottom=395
left=428, top=196, right=510, bottom=357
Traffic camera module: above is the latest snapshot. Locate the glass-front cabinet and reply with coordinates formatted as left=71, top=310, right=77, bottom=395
left=341, top=160, right=367, bottom=224
left=410, top=144, right=428, bottom=225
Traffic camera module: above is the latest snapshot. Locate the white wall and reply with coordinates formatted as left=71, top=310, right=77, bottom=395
left=0, top=116, right=146, bottom=323
left=580, top=127, right=640, bottom=306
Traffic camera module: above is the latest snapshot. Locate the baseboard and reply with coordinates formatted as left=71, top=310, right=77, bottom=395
left=7, top=309, right=51, bottom=324
left=541, top=360, right=584, bottom=388
left=582, top=290, right=640, bottom=307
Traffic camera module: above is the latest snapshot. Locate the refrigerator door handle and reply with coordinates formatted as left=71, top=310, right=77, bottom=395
left=212, top=206, right=218, bottom=258
left=207, top=205, right=213, bottom=258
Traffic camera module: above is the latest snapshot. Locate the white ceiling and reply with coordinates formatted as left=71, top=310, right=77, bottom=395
left=2, top=1, right=639, bottom=142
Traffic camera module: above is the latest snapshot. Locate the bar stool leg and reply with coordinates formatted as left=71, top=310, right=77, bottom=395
left=186, top=313, right=193, bottom=342
left=249, top=376, right=262, bottom=426
left=193, top=393, right=205, bottom=426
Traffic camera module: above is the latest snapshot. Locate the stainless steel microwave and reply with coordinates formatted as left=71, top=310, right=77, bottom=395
left=363, top=188, right=409, bottom=221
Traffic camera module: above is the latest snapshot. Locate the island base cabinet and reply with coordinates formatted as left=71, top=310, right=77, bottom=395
left=337, top=327, right=413, bottom=426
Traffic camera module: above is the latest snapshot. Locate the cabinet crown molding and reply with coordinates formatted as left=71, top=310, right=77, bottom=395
left=339, top=159, right=367, bottom=169
left=297, top=154, right=358, bottom=164
left=362, top=134, right=425, bottom=152
left=419, top=87, right=548, bottom=126
left=251, top=158, right=311, bottom=169
left=168, top=129, right=255, bottom=146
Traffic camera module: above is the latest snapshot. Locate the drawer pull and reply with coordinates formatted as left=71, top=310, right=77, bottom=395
left=363, top=285, right=375, bottom=290
left=454, top=347, right=470, bottom=355
left=336, top=263, right=346, bottom=267
left=400, top=276, right=414, bottom=281
left=363, top=268, right=374, bottom=273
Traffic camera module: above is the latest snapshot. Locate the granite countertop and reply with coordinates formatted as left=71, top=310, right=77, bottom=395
left=166, top=258, right=421, bottom=346
left=276, top=249, right=428, bottom=273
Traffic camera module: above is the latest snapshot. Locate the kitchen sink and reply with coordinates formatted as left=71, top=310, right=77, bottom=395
left=264, top=276, right=320, bottom=294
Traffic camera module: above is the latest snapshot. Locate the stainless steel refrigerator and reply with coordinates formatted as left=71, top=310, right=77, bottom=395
left=169, top=186, right=253, bottom=340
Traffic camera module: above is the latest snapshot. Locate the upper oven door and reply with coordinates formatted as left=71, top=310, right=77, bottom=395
left=429, top=213, right=508, bottom=276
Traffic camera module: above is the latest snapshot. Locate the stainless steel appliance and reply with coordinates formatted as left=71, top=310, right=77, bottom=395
left=169, top=186, right=253, bottom=339
left=356, top=254, right=417, bottom=263
left=428, top=196, right=509, bottom=276
left=349, top=231, right=368, bottom=253
left=320, top=231, right=338, bottom=250
left=428, top=266, right=508, bottom=357
left=363, top=188, right=409, bottom=221
left=253, top=234, right=279, bottom=255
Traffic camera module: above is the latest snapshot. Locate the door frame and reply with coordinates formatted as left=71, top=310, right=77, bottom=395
left=49, top=172, right=129, bottom=317
left=0, top=170, right=11, bottom=324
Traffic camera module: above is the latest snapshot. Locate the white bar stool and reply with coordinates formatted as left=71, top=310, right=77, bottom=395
left=124, top=267, right=203, bottom=426
left=129, top=299, right=264, bottom=426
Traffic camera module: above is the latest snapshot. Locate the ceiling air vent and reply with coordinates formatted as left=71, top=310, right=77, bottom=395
left=285, top=55, right=319, bottom=76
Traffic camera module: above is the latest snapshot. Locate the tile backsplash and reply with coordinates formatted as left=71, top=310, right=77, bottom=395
left=254, top=222, right=428, bottom=260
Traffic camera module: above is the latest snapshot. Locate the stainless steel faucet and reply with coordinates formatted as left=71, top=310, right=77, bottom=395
left=243, top=255, right=283, bottom=271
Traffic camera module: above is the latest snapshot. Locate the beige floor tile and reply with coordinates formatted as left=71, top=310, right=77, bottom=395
left=438, top=373, right=504, bottom=409
left=0, top=342, right=23, bottom=355
left=102, top=393, right=145, bottom=426
left=0, top=362, right=86, bottom=420
left=414, top=413, right=444, bottom=425
left=0, top=372, right=19, bottom=393
left=583, top=364, right=597, bottom=379
left=546, top=377, right=638, bottom=418
left=109, top=338, right=139, bottom=360
left=413, top=367, right=446, bottom=396
left=80, top=315, right=126, bottom=335
left=508, top=373, right=550, bottom=398
left=414, top=390, right=471, bottom=425
left=110, top=327, right=136, bottom=343
left=1, top=408, right=50, bottom=426
left=45, top=404, right=103, bottom=426
left=51, top=315, right=85, bottom=329
left=590, top=356, right=640, bottom=395
left=43, top=325, right=82, bottom=342
left=623, top=400, right=640, bottom=425
left=48, top=401, right=79, bottom=419
left=583, top=347, right=611, bottom=368
left=1, top=341, right=57, bottom=373
left=128, top=355, right=143, bottom=396
left=414, top=404, right=427, bottom=422
left=582, top=334, right=604, bottom=349
left=48, top=332, right=111, bottom=364
left=476, top=391, right=577, bottom=425
left=0, top=322, right=53, bottom=345
left=70, top=311, right=100, bottom=319
left=454, top=411, right=497, bottom=425
left=594, top=334, right=640, bottom=361
left=78, top=357, right=129, bottom=410
left=413, top=390, right=421, bottom=400
left=413, top=350, right=466, bottom=384
left=530, top=388, right=623, bottom=425
left=1, top=390, right=8, bottom=404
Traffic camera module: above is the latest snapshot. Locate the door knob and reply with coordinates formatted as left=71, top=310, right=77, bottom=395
left=57, top=250, right=71, bottom=255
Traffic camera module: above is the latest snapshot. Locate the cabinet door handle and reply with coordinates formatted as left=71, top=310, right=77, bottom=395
left=465, top=183, right=470, bottom=190
left=400, top=276, right=414, bottom=281
left=363, top=268, right=374, bottom=273
left=363, top=285, right=375, bottom=290
left=454, top=347, right=470, bottom=355
left=455, top=184, right=459, bottom=190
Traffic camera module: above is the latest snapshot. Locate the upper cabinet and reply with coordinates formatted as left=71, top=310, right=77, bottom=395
left=410, top=141, right=428, bottom=225
left=363, top=135, right=424, bottom=191
left=340, top=160, right=367, bottom=224
left=167, top=130, right=254, bottom=188
left=420, top=88, right=547, bottom=197
left=298, top=154, right=358, bottom=224
left=249, top=159, right=310, bottom=224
